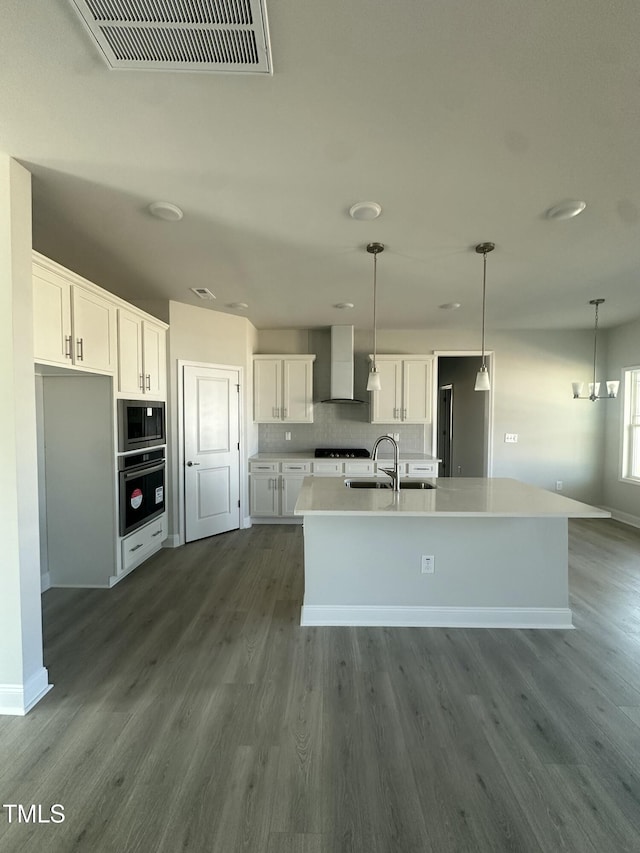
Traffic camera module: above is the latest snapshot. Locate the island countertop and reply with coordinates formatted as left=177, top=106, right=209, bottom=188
left=294, top=476, right=611, bottom=518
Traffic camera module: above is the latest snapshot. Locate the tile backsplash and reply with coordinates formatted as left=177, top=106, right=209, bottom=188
left=258, top=402, right=427, bottom=454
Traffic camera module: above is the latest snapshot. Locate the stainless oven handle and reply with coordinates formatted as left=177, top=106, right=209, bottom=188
left=122, top=462, right=165, bottom=480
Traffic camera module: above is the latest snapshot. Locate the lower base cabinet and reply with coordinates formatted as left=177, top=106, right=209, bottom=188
left=120, top=514, right=167, bottom=575
left=250, top=474, right=306, bottom=519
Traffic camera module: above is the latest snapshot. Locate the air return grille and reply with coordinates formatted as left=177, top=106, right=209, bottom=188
left=69, top=0, right=272, bottom=73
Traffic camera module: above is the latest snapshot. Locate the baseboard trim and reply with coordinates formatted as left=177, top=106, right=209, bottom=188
left=40, top=572, right=51, bottom=593
left=0, top=668, right=53, bottom=716
left=602, top=506, right=640, bottom=530
left=251, top=517, right=303, bottom=525
left=300, top=605, right=574, bottom=629
left=162, top=534, right=181, bottom=548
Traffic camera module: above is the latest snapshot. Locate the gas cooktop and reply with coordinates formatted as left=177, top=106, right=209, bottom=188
left=314, top=448, right=370, bottom=459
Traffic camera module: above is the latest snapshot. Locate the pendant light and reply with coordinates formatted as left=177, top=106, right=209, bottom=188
left=474, top=242, right=494, bottom=392
left=572, top=299, right=619, bottom=401
left=366, top=242, right=384, bottom=392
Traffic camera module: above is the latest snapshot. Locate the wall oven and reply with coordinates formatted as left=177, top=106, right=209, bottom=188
left=117, top=399, right=166, bottom=453
left=118, top=448, right=166, bottom=536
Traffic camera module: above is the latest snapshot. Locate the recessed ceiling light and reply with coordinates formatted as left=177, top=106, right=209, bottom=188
left=348, top=202, right=382, bottom=221
left=191, top=287, right=216, bottom=300
left=227, top=302, right=249, bottom=310
left=545, top=200, right=587, bottom=220
left=148, top=201, right=184, bottom=221
left=439, top=302, right=461, bottom=310
left=334, top=302, right=355, bottom=309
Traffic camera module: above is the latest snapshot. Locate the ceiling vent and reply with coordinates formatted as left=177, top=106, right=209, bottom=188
left=69, top=0, right=272, bottom=74
left=191, top=286, right=216, bottom=299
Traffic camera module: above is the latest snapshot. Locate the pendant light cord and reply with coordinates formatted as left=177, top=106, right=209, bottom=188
left=480, top=249, right=487, bottom=369
left=372, top=250, right=378, bottom=372
left=592, top=300, right=599, bottom=392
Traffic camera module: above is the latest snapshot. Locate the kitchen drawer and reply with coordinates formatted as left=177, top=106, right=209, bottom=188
left=407, top=462, right=437, bottom=477
left=250, top=461, right=279, bottom=473
left=344, top=461, right=375, bottom=476
left=313, top=461, right=343, bottom=476
left=121, top=514, right=167, bottom=573
left=282, top=461, right=311, bottom=474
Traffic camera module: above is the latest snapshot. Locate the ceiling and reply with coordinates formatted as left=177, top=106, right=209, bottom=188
left=1, top=0, right=640, bottom=331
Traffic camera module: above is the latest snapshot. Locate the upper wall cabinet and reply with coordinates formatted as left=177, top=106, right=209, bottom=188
left=253, top=355, right=316, bottom=423
left=33, top=257, right=117, bottom=373
left=33, top=253, right=168, bottom=393
left=369, top=355, right=434, bottom=423
left=117, top=308, right=166, bottom=398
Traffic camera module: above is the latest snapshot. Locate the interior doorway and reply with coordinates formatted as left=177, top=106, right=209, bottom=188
left=435, top=354, right=493, bottom=477
left=183, top=364, right=241, bottom=542
left=438, top=385, right=453, bottom=477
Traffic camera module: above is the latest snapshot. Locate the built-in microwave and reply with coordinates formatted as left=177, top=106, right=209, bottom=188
left=117, top=399, right=166, bottom=453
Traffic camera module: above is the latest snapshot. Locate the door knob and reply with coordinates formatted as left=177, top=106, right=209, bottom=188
left=186, top=461, right=200, bottom=467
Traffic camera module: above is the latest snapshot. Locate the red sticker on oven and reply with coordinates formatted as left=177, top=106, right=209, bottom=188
left=130, top=488, right=143, bottom=510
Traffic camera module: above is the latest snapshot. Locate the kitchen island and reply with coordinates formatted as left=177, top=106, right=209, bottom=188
left=294, top=477, right=610, bottom=629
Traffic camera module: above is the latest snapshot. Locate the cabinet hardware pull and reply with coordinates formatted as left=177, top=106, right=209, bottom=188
left=77, top=338, right=84, bottom=361
left=282, top=408, right=287, bottom=418
left=146, top=374, right=151, bottom=390
left=139, top=374, right=144, bottom=390
left=152, top=530, right=162, bottom=537
left=272, top=407, right=276, bottom=418
left=393, top=407, right=398, bottom=419
left=65, top=335, right=72, bottom=359
left=403, top=408, right=407, bottom=419
left=130, top=543, right=144, bottom=552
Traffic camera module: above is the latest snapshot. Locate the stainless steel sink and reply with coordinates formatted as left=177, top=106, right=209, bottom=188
left=344, top=479, right=435, bottom=490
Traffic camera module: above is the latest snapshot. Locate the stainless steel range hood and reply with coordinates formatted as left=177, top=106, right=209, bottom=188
left=321, top=325, right=365, bottom=404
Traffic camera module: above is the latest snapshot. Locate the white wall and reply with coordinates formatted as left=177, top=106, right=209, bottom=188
left=0, top=156, right=51, bottom=714
left=602, top=316, right=640, bottom=524
left=167, top=301, right=258, bottom=540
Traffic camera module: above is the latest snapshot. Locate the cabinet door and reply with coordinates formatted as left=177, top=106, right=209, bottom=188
left=403, top=358, right=433, bottom=422
left=33, top=269, right=72, bottom=365
left=143, top=321, right=166, bottom=397
left=281, top=475, right=306, bottom=516
left=72, top=285, right=117, bottom=372
left=117, top=309, right=144, bottom=394
left=253, top=359, right=282, bottom=422
left=370, top=360, right=402, bottom=423
left=250, top=474, right=280, bottom=516
left=283, top=358, right=313, bottom=423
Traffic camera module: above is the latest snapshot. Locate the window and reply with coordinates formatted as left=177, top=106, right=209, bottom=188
left=621, top=366, right=640, bottom=483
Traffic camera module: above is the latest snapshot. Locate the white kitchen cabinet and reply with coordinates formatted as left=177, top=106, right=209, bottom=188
left=281, top=474, right=306, bottom=516
left=369, top=355, right=434, bottom=423
left=250, top=473, right=281, bottom=516
left=33, top=254, right=117, bottom=373
left=120, top=514, right=167, bottom=575
left=117, top=308, right=166, bottom=398
left=253, top=355, right=315, bottom=423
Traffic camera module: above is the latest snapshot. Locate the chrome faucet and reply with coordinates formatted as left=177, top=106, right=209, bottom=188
left=372, top=435, right=400, bottom=492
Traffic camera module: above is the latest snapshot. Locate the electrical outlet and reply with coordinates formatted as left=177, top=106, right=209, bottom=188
left=421, top=555, right=435, bottom=574
left=556, top=480, right=563, bottom=491
left=504, top=433, right=518, bottom=443
left=285, top=431, right=291, bottom=441
left=393, top=433, right=400, bottom=441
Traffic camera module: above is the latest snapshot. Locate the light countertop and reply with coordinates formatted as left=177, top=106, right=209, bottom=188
left=249, top=451, right=440, bottom=462
left=294, top=477, right=611, bottom=518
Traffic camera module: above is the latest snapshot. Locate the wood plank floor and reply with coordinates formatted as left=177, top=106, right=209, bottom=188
left=1, top=519, right=640, bottom=852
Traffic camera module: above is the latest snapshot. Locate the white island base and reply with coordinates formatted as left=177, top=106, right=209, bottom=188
left=296, top=477, right=610, bottom=629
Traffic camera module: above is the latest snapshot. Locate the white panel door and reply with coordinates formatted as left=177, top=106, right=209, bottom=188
left=184, top=365, right=240, bottom=542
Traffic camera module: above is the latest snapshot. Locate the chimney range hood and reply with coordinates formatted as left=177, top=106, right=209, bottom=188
left=321, top=325, right=365, bottom=404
